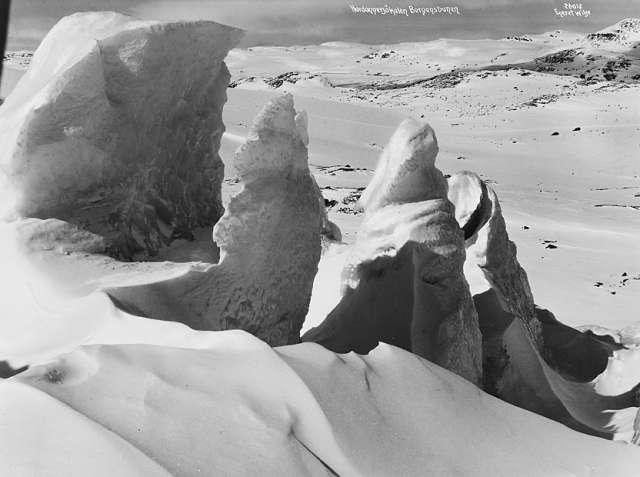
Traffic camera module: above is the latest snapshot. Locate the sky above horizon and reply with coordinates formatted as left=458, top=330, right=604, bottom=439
left=5, top=0, right=639, bottom=49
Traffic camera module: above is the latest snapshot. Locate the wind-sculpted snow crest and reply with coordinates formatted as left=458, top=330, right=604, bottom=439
left=447, top=171, right=640, bottom=440
left=0, top=12, right=243, bottom=259
left=447, top=172, right=543, bottom=388
left=107, top=94, right=323, bottom=346
left=448, top=172, right=539, bottom=331
left=304, top=119, right=483, bottom=385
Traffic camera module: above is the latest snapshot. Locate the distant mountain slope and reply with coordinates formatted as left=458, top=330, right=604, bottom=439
left=496, top=19, right=640, bottom=83
left=223, top=18, right=640, bottom=91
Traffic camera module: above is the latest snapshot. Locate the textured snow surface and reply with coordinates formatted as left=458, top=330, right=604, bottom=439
left=3, top=328, right=640, bottom=477
left=106, top=94, right=323, bottom=346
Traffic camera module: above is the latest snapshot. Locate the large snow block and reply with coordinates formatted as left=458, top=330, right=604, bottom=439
left=0, top=12, right=243, bottom=258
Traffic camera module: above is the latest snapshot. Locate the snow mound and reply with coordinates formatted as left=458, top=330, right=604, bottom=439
left=107, top=94, right=324, bottom=346
left=0, top=12, right=243, bottom=259
left=3, top=334, right=640, bottom=476
left=304, top=119, right=482, bottom=384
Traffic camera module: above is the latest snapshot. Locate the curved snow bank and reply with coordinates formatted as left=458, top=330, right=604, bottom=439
left=3, top=333, right=640, bottom=476
left=1, top=381, right=172, bottom=477
left=303, top=119, right=482, bottom=384
left=499, top=318, right=640, bottom=440
left=536, top=306, right=623, bottom=382
left=4, top=332, right=354, bottom=476
left=107, top=94, right=323, bottom=345
left=0, top=12, right=243, bottom=258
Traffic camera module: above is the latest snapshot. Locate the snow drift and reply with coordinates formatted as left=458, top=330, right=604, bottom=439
left=3, top=330, right=640, bottom=477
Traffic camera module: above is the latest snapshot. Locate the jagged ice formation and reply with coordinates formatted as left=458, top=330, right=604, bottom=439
left=107, top=94, right=324, bottom=346
left=0, top=12, right=243, bottom=259
left=303, top=119, right=482, bottom=384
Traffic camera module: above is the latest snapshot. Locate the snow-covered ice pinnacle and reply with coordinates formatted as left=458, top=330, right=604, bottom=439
left=447, top=171, right=542, bottom=350
left=447, top=171, right=542, bottom=393
left=445, top=173, right=640, bottom=439
left=210, top=93, right=324, bottom=343
left=107, top=94, right=324, bottom=346
left=446, top=171, right=486, bottom=239
left=304, top=119, right=482, bottom=384
left=359, top=118, right=445, bottom=211
left=0, top=12, right=243, bottom=259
